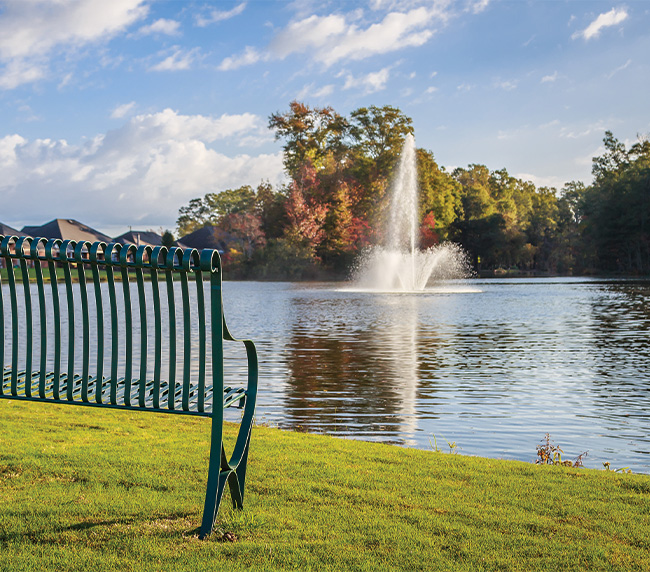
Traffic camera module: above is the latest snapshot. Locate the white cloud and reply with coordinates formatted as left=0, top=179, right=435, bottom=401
left=607, top=58, right=632, bottom=79
left=495, top=79, right=517, bottom=91
left=515, top=173, right=565, bottom=189
left=222, top=6, right=442, bottom=70
left=111, top=101, right=136, bottom=119
left=196, top=2, right=247, bottom=27
left=297, top=83, right=335, bottom=99
left=288, top=8, right=435, bottom=66
left=137, top=18, right=180, bottom=37
left=0, top=0, right=148, bottom=89
left=343, top=67, right=390, bottom=93
left=271, top=14, right=347, bottom=59
left=425, top=86, right=438, bottom=93
left=0, top=59, right=46, bottom=89
left=572, top=7, right=628, bottom=41
left=150, top=47, right=200, bottom=71
left=558, top=120, right=608, bottom=139
left=539, top=119, right=561, bottom=129
left=0, top=0, right=149, bottom=59
left=0, top=109, right=285, bottom=231
left=218, top=46, right=265, bottom=71
left=541, top=71, right=558, bottom=83
left=468, top=0, right=490, bottom=15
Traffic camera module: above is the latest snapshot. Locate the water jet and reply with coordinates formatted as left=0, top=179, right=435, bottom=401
left=353, top=134, right=469, bottom=291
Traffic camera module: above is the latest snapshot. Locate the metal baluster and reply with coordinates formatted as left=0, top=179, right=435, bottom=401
left=180, top=249, right=198, bottom=411
left=16, top=238, right=34, bottom=397
left=195, top=258, right=206, bottom=414
left=135, top=245, right=152, bottom=408
left=61, top=240, right=77, bottom=401
left=119, top=245, right=135, bottom=406
left=0, top=236, right=17, bottom=396
left=150, top=246, right=165, bottom=410
left=165, top=248, right=180, bottom=410
left=1, top=237, right=20, bottom=397
left=31, top=238, right=48, bottom=399
left=89, top=243, right=106, bottom=404
left=45, top=240, right=63, bottom=399
left=104, top=243, right=121, bottom=406
left=74, top=242, right=92, bottom=402
left=0, top=235, right=5, bottom=396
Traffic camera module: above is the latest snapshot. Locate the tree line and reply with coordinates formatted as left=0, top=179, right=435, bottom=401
left=175, top=101, right=650, bottom=278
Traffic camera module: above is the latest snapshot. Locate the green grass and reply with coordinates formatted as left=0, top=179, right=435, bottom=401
left=1, top=400, right=649, bottom=571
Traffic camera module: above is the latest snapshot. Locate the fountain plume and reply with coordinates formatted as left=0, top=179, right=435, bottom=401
left=353, top=134, right=469, bottom=291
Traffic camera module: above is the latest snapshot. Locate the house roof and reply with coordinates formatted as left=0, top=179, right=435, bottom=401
left=21, top=219, right=111, bottom=243
left=0, top=222, right=21, bottom=236
left=112, top=230, right=163, bottom=247
left=177, top=225, right=227, bottom=252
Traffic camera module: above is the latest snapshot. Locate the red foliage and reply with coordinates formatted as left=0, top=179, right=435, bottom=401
left=286, top=185, right=328, bottom=246
left=218, top=212, right=266, bottom=258
left=420, top=211, right=438, bottom=248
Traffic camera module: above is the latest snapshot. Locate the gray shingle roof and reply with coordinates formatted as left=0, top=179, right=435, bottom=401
left=0, top=222, right=21, bottom=236
left=178, top=225, right=227, bottom=252
left=112, top=230, right=163, bottom=247
left=21, top=219, right=111, bottom=243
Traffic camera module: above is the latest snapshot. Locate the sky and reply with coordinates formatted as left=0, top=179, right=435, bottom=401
left=0, top=0, right=648, bottom=237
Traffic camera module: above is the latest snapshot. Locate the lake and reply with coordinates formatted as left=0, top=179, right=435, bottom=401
left=220, top=277, right=650, bottom=473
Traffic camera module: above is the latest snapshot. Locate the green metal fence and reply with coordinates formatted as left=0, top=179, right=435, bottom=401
left=0, top=235, right=258, bottom=538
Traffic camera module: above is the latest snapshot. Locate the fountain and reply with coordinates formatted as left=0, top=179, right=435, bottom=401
left=353, top=133, right=469, bottom=291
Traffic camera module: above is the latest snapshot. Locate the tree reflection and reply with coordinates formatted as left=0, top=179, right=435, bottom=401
left=282, top=295, right=425, bottom=444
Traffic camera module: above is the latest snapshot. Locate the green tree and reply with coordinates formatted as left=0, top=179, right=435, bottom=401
left=453, top=165, right=495, bottom=221
left=177, top=185, right=258, bottom=236
left=349, top=105, right=413, bottom=177
left=161, top=229, right=175, bottom=248
left=269, top=101, right=349, bottom=176
left=254, top=181, right=287, bottom=240
left=582, top=132, right=650, bottom=273
left=417, top=148, right=461, bottom=240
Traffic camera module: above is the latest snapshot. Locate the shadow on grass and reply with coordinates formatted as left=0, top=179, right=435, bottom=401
left=0, top=512, right=201, bottom=545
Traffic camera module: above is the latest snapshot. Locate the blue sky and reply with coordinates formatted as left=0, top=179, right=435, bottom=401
left=0, top=0, right=648, bottom=236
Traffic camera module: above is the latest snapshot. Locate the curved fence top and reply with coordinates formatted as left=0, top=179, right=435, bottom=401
left=0, top=235, right=222, bottom=274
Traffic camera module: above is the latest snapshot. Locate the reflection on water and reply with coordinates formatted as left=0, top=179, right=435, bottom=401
left=220, top=278, right=650, bottom=473
left=283, top=295, right=421, bottom=443
left=5, top=278, right=649, bottom=472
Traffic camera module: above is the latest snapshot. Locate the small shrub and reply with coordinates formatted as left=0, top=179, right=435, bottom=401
left=535, top=433, right=587, bottom=467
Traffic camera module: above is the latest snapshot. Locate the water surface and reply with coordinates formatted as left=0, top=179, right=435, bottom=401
left=221, top=277, right=650, bottom=473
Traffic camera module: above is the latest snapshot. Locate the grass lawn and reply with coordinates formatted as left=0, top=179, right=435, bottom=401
left=1, top=400, right=649, bottom=571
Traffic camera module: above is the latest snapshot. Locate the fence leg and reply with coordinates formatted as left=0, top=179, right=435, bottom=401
left=199, top=418, right=226, bottom=539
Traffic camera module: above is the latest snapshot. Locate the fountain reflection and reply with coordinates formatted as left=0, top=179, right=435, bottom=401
left=282, top=293, right=434, bottom=445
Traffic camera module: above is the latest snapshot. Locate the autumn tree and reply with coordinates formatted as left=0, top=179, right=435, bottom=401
left=217, top=212, right=266, bottom=259
left=177, top=184, right=266, bottom=236
left=268, top=101, right=349, bottom=177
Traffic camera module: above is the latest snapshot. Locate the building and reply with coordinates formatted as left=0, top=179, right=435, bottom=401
left=21, top=219, right=111, bottom=243
left=112, top=230, right=163, bottom=247
left=177, top=225, right=227, bottom=252
left=0, top=222, right=23, bottom=267
left=0, top=222, right=21, bottom=237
